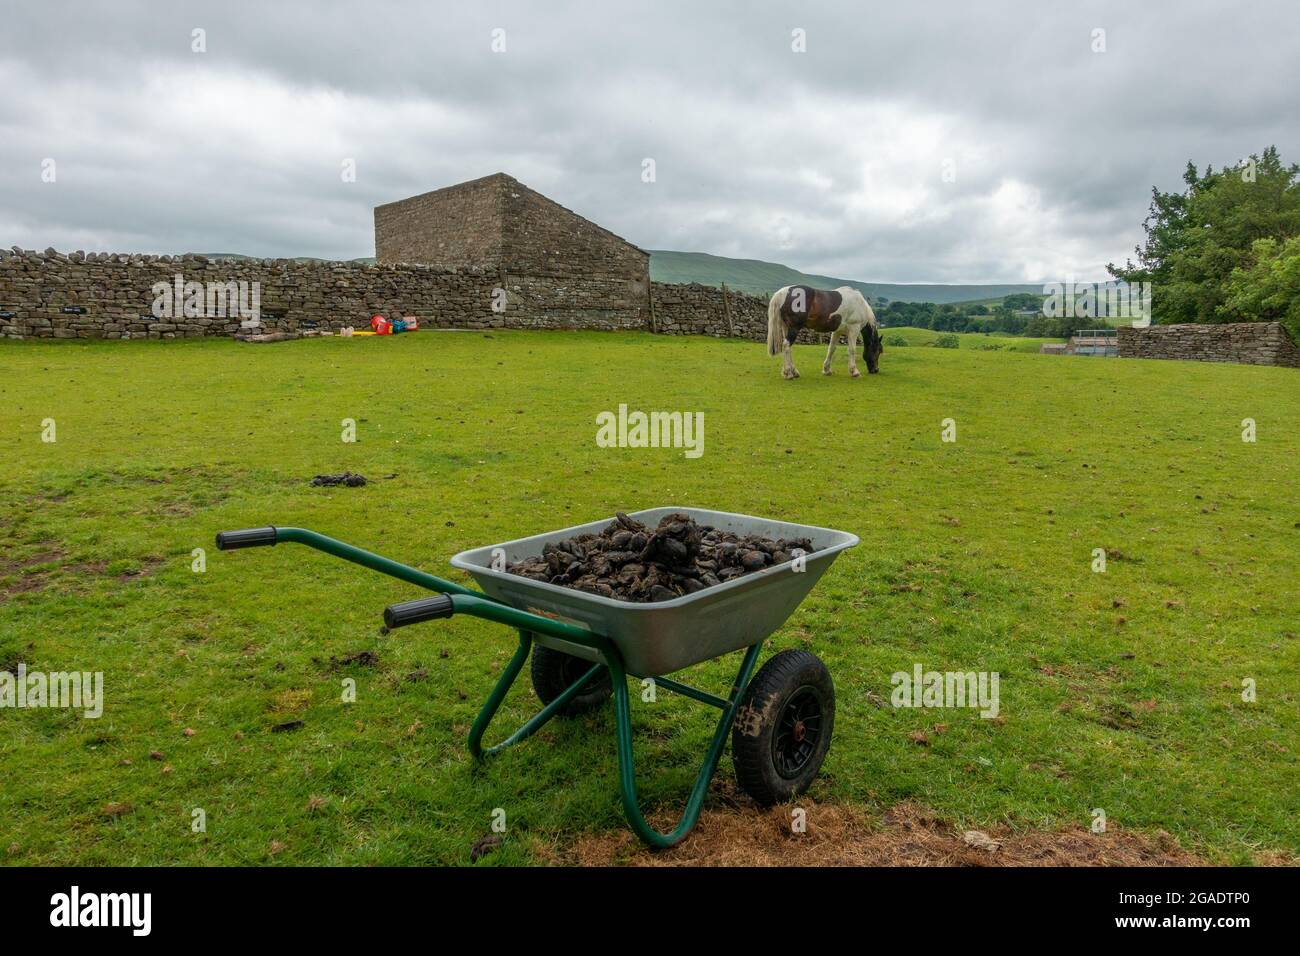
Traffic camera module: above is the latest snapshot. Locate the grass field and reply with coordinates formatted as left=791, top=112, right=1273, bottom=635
left=1, top=331, right=1297, bottom=865
left=880, top=326, right=1065, bottom=352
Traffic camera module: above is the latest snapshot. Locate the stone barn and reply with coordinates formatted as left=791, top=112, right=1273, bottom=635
left=3, top=171, right=769, bottom=340
left=374, top=172, right=650, bottom=329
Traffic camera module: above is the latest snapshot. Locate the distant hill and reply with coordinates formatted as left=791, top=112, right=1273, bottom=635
left=194, top=249, right=1047, bottom=306
left=648, top=250, right=1047, bottom=304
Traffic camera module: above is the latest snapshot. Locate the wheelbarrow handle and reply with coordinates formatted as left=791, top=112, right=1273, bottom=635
left=215, top=525, right=481, bottom=598
left=380, top=592, right=616, bottom=657
left=215, top=527, right=278, bottom=550
left=384, top=594, right=454, bottom=629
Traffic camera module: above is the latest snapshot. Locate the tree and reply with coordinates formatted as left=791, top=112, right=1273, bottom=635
left=1024, top=312, right=1103, bottom=339
left=1025, top=313, right=1056, bottom=337
left=1108, top=147, right=1300, bottom=327
left=1222, top=237, right=1300, bottom=339
left=1002, top=292, right=1041, bottom=312
left=995, top=307, right=1030, bottom=335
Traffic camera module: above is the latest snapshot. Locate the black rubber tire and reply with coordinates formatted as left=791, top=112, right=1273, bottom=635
left=732, top=649, right=835, bottom=805
left=529, top=642, right=612, bottom=717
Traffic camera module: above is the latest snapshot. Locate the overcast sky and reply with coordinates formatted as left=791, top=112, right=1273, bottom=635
left=1, top=1, right=1295, bottom=283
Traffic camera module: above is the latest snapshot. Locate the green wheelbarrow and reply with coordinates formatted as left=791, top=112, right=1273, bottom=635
left=217, top=507, right=858, bottom=849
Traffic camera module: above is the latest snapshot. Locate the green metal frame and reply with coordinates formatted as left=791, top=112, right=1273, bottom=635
left=246, top=527, right=766, bottom=849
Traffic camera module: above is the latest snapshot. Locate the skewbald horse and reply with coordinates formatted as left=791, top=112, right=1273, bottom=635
left=766, top=285, right=882, bottom=379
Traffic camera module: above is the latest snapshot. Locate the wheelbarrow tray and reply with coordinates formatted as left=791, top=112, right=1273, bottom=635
left=449, top=506, right=858, bottom=677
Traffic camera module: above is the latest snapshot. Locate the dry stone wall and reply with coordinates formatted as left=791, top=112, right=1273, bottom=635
left=0, top=248, right=818, bottom=342
left=651, top=281, right=768, bottom=339
left=1118, top=322, right=1300, bottom=368
left=650, top=281, right=852, bottom=345
left=0, top=248, right=651, bottom=338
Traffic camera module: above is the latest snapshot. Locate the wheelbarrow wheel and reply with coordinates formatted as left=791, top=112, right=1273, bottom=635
left=732, top=649, right=834, bottom=806
left=530, top=643, right=612, bottom=717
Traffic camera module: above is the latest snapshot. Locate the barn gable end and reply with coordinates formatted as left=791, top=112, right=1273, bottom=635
left=374, top=173, right=509, bottom=269
left=373, top=172, right=649, bottom=326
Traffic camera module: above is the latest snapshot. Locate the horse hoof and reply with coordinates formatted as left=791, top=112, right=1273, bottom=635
left=851, top=369, right=861, bottom=378
left=822, top=368, right=832, bottom=376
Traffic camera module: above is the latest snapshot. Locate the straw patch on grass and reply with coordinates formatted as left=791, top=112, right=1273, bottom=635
left=562, top=802, right=1214, bottom=867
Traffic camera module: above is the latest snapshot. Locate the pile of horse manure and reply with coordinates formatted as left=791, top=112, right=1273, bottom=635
left=505, top=512, right=816, bottom=602
left=310, top=472, right=367, bottom=487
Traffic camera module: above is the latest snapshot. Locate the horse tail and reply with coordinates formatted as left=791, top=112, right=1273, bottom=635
left=767, top=288, right=787, bottom=357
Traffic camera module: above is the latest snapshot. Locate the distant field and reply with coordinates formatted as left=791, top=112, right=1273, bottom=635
left=880, top=326, right=1065, bottom=353
left=1, top=331, right=1296, bottom=865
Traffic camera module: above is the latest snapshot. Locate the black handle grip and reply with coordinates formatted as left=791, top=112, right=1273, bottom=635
left=215, top=527, right=278, bottom=550
left=383, top=594, right=455, bottom=629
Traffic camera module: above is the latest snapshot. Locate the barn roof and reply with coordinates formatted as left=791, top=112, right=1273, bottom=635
left=374, top=172, right=647, bottom=260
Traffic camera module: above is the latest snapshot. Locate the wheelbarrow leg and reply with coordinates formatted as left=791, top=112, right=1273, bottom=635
left=610, top=642, right=764, bottom=849
left=468, top=630, right=606, bottom=758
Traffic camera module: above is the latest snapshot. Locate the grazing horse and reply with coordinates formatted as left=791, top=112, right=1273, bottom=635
left=767, top=285, right=882, bottom=379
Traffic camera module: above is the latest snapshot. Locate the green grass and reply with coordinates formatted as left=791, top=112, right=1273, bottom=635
left=1, top=331, right=1296, bottom=865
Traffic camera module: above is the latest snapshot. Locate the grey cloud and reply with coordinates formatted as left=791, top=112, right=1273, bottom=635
left=1, top=0, right=1295, bottom=281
